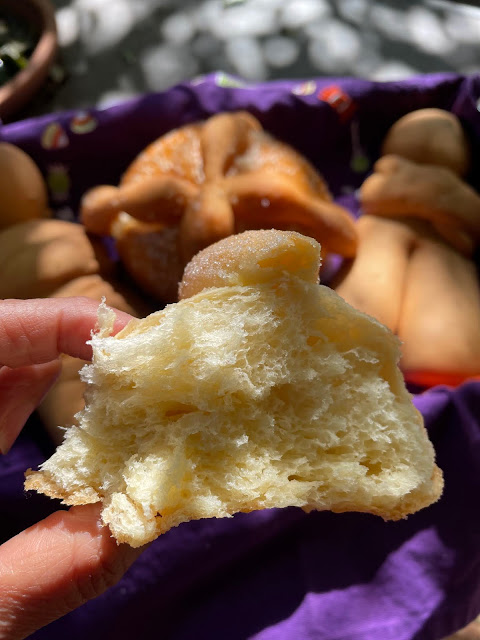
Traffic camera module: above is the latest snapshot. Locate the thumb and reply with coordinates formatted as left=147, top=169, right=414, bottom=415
left=0, top=504, right=144, bottom=640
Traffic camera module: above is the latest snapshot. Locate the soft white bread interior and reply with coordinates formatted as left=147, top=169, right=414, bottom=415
left=25, top=230, right=443, bottom=547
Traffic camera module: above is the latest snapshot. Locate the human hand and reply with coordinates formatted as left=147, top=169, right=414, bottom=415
left=0, top=298, right=143, bottom=640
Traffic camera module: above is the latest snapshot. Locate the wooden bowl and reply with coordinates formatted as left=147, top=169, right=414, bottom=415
left=0, top=0, right=57, bottom=120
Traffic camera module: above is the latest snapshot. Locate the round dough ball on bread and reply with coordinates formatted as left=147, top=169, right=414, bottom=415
left=382, top=108, right=470, bottom=176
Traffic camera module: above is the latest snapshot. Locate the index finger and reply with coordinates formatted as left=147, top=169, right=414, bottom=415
left=0, top=297, right=132, bottom=368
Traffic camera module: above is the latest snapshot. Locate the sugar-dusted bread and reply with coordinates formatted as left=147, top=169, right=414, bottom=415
left=25, top=230, right=443, bottom=547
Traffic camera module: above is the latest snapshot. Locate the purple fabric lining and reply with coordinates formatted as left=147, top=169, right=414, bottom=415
left=1, top=72, right=480, bottom=639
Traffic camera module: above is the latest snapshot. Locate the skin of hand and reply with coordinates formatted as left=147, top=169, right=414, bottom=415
left=0, top=297, right=144, bottom=640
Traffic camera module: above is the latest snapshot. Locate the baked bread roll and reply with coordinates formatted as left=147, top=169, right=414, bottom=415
left=80, top=111, right=357, bottom=302
left=25, top=230, right=443, bottom=548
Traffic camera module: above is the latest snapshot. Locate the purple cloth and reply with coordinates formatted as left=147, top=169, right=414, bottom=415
left=1, top=72, right=480, bottom=639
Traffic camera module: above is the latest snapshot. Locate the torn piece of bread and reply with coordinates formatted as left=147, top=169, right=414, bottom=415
left=25, top=230, right=443, bottom=547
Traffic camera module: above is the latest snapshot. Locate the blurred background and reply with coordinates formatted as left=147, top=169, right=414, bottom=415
left=23, top=0, right=480, bottom=117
